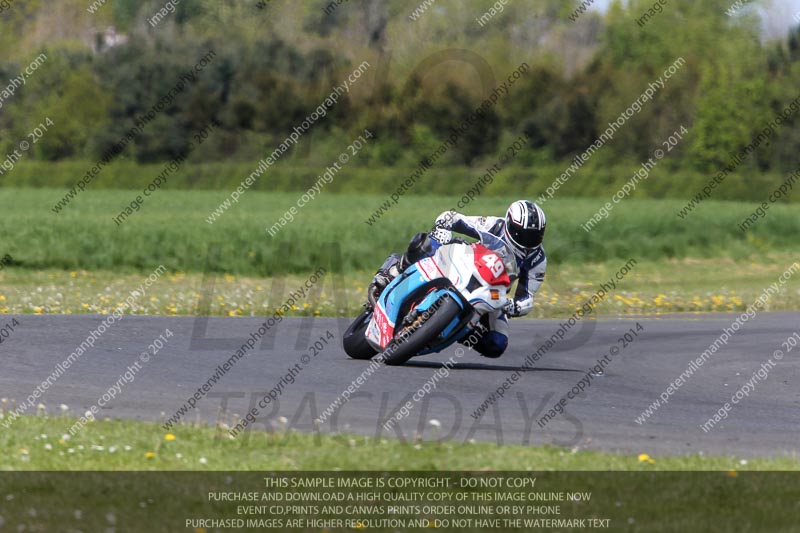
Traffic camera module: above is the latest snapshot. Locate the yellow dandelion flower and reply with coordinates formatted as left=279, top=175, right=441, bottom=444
left=165, top=434, right=176, bottom=441
left=145, top=451, right=156, bottom=459
left=0, top=295, right=5, bottom=301
left=637, top=453, right=651, bottom=463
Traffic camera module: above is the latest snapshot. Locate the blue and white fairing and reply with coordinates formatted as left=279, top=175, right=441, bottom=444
left=365, top=237, right=517, bottom=355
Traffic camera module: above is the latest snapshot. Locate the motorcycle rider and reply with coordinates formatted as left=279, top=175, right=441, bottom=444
left=368, top=199, right=547, bottom=358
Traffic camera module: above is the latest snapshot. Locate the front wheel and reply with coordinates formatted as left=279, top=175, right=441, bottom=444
left=343, top=309, right=379, bottom=360
left=381, top=294, right=462, bottom=366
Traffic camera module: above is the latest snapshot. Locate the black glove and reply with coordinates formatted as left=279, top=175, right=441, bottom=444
left=367, top=270, right=392, bottom=308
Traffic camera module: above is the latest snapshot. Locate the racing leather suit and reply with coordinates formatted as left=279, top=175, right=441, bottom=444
left=431, top=211, right=547, bottom=357
left=369, top=212, right=546, bottom=358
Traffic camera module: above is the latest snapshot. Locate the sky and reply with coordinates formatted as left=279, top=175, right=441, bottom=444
left=589, top=0, right=800, bottom=38
left=590, top=0, right=800, bottom=9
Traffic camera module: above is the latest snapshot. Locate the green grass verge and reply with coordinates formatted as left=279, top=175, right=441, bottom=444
left=1, top=254, right=797, bottom=317
left=2, top=188, right=800, bottom=276
left=2, top=413, right=797, bottom=471
left=2, top=416, right=799, bottom=532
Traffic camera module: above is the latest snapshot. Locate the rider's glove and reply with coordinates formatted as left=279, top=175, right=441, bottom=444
left=374, top=270, right=393, bottom=289
left=367, top=269, right=393, bottom=308
left=430, top=226, right=452, bottom=245
left=504, top=296, right=534, bottom=317
left=431, top=212, right=454, bottom=245
left=503, top=299, right=520, bottom=317
left=434, top=211, right=456, bottom=230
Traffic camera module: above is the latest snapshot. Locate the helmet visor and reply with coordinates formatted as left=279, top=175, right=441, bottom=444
left=508, top=224, right=543, bottom=249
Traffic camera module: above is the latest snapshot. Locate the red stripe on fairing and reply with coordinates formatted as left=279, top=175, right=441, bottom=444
left=417, top=257, right=445, bottom=281
left=373, top=304, right=395, bottom=348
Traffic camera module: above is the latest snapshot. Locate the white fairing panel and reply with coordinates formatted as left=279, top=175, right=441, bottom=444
left=426, top=243, right=510, bottom=325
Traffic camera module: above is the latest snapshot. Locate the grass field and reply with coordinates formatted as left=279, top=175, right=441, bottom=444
left=0, top=254, right=798, bottom=317
left=8, top=159, right=798, bottom=204
left=2, top=412, right=797, bottom=471
left=2, top=415, right=798, bottom=532
left=1, top=188, right=798, bottom=317
left=2, top=189, right=798, bottom=529
left=2, top=188, right=799, bottom=276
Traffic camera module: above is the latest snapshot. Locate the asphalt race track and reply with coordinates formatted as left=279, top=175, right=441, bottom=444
left=2, top=313, right=798, bottom=457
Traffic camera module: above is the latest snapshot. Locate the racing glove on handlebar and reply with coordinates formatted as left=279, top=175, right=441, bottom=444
left=503, top=296, right=534, bottom=318
left=431, top=212, right=455, bottom=244
left=368, top=254, right=403, bottom=308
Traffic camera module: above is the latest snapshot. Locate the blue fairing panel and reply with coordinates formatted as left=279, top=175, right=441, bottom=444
left=417, top=320, right=470, bottom=356
left=378, top=264, right=428, bottom=324
left=411, top=289, right=470, bottom=356
left=378, top=262, right=472, bottom=357
left=416, top=288, right=450, bottom=313
left=440, top=315, right=462, bottom=338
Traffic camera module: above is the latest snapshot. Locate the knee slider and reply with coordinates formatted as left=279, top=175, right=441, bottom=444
left=477, top=331, right=507, bottom=359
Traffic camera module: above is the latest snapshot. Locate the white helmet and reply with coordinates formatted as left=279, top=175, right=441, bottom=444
left=504, top=200, right=546, bottom=257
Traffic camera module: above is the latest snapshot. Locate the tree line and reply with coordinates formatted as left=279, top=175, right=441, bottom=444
left=0, top=0, right=798, bottom=196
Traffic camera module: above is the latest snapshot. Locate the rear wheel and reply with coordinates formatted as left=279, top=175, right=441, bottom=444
left=381, top=294, right=462, bottom=366
left=343, top=309, right=379, bottom=360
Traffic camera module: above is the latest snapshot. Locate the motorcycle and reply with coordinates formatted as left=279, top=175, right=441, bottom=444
left=343, top=233, right=519, bottom=365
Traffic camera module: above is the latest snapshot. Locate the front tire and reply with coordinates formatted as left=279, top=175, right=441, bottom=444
left=343, top=309, right=379, bottom=360
left=381, top=294, right=462, bottom=366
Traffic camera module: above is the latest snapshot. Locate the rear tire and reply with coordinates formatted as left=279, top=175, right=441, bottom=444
left=343, top=309, right=379, bottom=360
left=381, top=294, right=462, bottom=366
